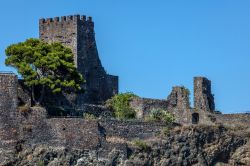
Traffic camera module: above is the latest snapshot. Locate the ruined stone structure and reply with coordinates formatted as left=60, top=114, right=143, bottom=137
left=130, top=86, right=192, bottom=123
left=130, top=85, right=216, bottom=124
left=1, top=73, right=249, bottom=165
left=194, top=77, right=215, bottom=113
left=0, top=14, right=217, bottom=121
left=39, top=15, right=118, bottom=108
left=1, top=14, right=250, bottom=165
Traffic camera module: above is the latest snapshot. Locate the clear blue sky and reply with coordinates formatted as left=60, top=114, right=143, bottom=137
left=1, top=0, right=250, bottom=113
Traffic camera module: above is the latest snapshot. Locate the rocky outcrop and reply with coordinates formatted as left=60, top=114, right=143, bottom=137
left=1, top=124, right=249, bottom=166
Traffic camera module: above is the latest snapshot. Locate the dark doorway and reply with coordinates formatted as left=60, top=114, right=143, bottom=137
left=192, top=113, right=199, bottom=124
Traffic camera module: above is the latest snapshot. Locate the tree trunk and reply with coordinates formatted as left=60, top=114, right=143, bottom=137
left=31, top=85, right=45, bottom=106
left=37, top=85, right=45, bottom=105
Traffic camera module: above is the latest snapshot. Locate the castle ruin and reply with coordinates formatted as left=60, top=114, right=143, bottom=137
left=1, top=15, right=250, bottom=164
left=1, top=15, right=216, bottom=119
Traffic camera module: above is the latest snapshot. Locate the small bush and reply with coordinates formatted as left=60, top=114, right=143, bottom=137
left=182, top=86, right=190, bottom=97
left=162, top=127, right=170, bottom=136
left=38, top=160, right=45, bottom=166
left=83, top=113, right=96, bottom=120
left=181, top=86, right=190, bottom=107
left=106, top=93, right=138, bottom=120
left=146, top=109, right=175, bottom=124
left=132, top=140, right=151, bottom=151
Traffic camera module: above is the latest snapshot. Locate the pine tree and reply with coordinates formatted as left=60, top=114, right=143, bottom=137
left=5, top=38, right=84, bottom=105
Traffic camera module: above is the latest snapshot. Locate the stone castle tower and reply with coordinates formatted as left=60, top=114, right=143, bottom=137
left=194, top=77, right=215, bottom=112
left=39, top=15, right=118, bottom=107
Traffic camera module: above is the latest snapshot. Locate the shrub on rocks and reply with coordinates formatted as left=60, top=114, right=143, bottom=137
left=146, top=109, right=174, bottom=124
left=105, top=93, right=138, bottom=120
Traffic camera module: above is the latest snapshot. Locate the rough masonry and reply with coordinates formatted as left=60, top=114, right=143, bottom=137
left=1, top=14, right=250, bottom=165
left=194, top=77, right=215, bottom=113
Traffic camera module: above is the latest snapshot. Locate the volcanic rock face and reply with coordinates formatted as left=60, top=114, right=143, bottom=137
left=1, top=124, right=249, bottom=166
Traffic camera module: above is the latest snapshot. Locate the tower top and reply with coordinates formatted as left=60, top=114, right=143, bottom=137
left=39, top=14, right=93, bottom=25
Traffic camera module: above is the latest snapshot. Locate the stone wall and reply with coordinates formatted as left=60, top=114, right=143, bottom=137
left=39, top=16, right=79, bottom=65
left=130, top=86, right=192, bottom=124
left=106, top=74, right=119, bottom=96
left=0, top=73, right=248, bottom=161
left=166, top=86, right=192, bottom=124
left=100, top=120, right=166, bottom=140
left=194, top=77, right=215, bottom=112
left=17, top=80, right=31, bottom=106
left=130, top=98, right=169, bottom=119
left=0, top=73, right=19, bottom=153
left=18, top=107, right=101, bottom=150
left=39, top=15, right=118, bottom=109
left=215, top=113, right=250, bottom=126
left=17, top=107, right=168, bottom=151
left=13, top=109, right=250, bottom=154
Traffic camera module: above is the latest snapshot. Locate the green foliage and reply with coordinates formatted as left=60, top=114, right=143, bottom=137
left=132, top=139, right=151, bottom=151
left=38, top=160, right=45, bottom=166
left=181, top=86, right=190, bottom=96
left=5, top=38, right=84, bottom=104
left=83, top=113, right=96, bottom=120
left=106, top=93, right=138, bottom=120
left=146, top=109, right=175, bottom=124
left=161, top=127, right=170, bottom=136
left=181, top=86, right=190, bottom=107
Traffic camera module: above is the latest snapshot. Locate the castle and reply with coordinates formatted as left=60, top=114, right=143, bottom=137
left=0, top=15, right=250, bottom=164
left=1, top=14, right=216, bottom=120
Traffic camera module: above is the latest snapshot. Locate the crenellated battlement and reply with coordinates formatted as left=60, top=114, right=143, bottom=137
left=39, top=15, right=93, bottom=24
